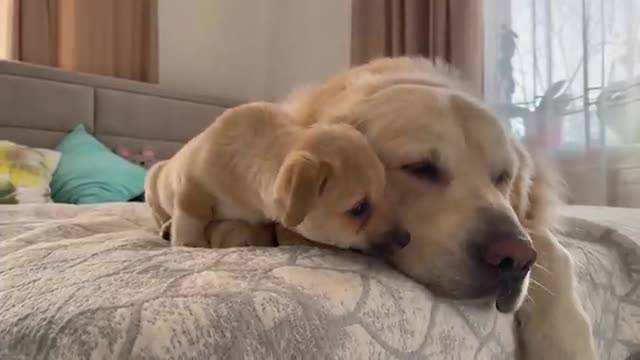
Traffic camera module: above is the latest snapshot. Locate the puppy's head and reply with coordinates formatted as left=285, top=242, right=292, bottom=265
left=273, top=123, right=410, bottom=256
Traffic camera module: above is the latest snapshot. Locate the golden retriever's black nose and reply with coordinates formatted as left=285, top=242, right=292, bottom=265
left=482, top=239, right=537, bottom=274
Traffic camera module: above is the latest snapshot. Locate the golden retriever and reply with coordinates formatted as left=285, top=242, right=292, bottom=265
left=275, top=57, right=597, bottom=360
left=145, top=102, right=410, bottom=254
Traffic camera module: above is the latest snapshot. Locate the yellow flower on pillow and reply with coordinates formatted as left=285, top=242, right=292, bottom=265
left=0, top=141, right=61, bottom=204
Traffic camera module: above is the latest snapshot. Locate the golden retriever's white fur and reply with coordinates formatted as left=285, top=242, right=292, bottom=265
left=275, top=57, right=597, bottom=360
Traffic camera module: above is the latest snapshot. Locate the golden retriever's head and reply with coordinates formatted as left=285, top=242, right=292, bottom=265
left=284, top=57, right=553, bottom=313
left=274, top=123, right=410, bottom=255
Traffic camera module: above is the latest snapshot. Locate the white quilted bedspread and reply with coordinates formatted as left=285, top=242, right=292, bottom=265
left=0, top=203, right=638, bottom=359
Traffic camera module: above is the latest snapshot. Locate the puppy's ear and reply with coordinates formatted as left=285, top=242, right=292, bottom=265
left=273, top=151, right=330, bottom=227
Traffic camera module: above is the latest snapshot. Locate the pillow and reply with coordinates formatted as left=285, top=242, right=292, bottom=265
left=51, top=125, right=146, bottom=204
left=0, top=141, right=61, bottom=204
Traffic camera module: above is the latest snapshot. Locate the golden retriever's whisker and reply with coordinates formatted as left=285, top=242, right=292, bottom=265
left=526, top=294, right=536, bottom=305
left=529, top=279, right=555, bottom=296
left=533, top=263, right=552, bottom=274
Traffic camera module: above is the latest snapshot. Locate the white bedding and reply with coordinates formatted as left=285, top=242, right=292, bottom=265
left=0, top=203, right=638, bottom=359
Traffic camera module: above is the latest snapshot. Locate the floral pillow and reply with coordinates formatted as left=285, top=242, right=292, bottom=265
left=0, top=141, right=61, bottom=204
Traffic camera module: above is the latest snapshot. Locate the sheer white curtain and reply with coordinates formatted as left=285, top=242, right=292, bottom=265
left=484, top=0, right=640, bottom=207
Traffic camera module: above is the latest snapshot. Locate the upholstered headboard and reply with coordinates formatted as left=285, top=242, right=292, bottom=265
left=0, top=60, right=237, bottom=160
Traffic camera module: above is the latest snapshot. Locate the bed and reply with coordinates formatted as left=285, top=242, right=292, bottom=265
left=0, top=60, right=638, bottom=359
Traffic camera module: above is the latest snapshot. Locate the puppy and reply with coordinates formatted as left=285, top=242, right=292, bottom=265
left=144, top=102, right=410, bottom=255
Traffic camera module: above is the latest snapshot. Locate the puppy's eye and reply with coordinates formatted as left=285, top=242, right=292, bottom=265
left=347, top=199, right=370, bottom=219
left=493, top=170, right=511, bottom=186
left=402, top=161, right=449, bottom=184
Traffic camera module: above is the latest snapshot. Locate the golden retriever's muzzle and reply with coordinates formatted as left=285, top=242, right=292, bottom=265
left=468, top=208, right=537, bottom=313
left=360, top=226, right=411, bottom=257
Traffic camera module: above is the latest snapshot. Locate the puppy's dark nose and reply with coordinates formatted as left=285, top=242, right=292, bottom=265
left=365, top=227, right=411, bottom=257
left=482, top=239, right=537, bottom=274
left=384, top=226, right=411, bottom=249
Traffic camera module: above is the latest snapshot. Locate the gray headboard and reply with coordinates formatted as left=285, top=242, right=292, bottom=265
left=0, top=60, right=237, bottom=159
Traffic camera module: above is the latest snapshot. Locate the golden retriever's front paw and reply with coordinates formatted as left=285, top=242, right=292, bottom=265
left=519, top=340, right=597, bottom=360
left=206, top=220, right=275, bottom=248
left=517, top=305, right=597, bottom=360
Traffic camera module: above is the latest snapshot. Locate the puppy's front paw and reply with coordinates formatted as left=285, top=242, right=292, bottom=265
left=207, top=220, right=275, bottom=248
left=160, top=220, right=172, bottom=241
left=171, top=210, right=211, bottom=248
left=275, top=224, right=317, bottom=247
left=171, top=236, right=211, bottom=248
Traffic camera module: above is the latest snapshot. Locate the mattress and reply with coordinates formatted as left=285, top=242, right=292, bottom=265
left=0, top=203, right=638, bottom=359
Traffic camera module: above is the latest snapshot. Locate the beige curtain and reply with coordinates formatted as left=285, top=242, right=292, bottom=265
left=0, top=0, right=17, bottom=59
left=351, top=0, right=483, bottom=94
left=11, top=0, right=58, bottom=64
left=10, top=0, right=157, bottom=82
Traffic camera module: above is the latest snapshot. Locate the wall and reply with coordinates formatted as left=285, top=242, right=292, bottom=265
left=158, top=0, right=269, bottom=102
left=158, top=0, right=352, bottom=103
left=263, top=0, right=352, bottom=101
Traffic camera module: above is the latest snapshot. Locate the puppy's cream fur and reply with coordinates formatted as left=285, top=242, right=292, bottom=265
left=145, top=102, right=407, bottom=253
left=275, top=57, right=597, bottom=360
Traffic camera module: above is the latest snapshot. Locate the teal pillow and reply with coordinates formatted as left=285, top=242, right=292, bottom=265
left=51, top=125, right=146, bottom=204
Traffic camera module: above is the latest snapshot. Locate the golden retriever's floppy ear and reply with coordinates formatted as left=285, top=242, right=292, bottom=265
left=509, top=139, right=566, bottom=232
left=509, top=141, right=534, bottom=221
left=273, top=151, right=330, bottom=227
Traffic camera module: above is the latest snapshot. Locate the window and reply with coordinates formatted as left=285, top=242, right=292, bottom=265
left=485, top=0, right=640, bottom=151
